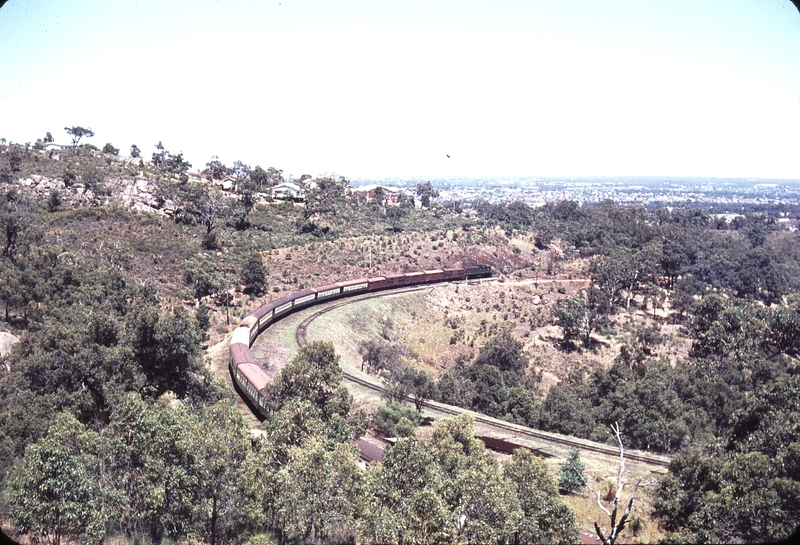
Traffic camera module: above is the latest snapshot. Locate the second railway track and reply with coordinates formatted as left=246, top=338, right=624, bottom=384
left=291, top=283, right=671, bottom=470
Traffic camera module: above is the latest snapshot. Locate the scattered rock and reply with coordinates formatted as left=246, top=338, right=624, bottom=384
left=0, top=331, right=20, bottom=358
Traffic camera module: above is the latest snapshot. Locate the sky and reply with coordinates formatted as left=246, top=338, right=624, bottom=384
left=1, top=0, right=799, bottom=180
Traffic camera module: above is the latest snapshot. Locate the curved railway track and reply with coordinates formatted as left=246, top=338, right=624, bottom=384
left=292, top=283, right=671, bottom=470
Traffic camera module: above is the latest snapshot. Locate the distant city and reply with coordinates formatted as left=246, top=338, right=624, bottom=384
left=352, top=176, right=800, bottom=214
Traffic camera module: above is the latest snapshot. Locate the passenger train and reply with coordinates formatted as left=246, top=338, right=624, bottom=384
left=229, top=265, right=491, bottom=415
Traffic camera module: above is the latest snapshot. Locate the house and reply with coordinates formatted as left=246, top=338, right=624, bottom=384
left=271, top=182, right=305, bottom=201
left=44, top=143, right=70, bottom=151
left=213, top=176, right=236, bottom=191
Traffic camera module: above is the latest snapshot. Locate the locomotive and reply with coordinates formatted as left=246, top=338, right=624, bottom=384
left=229, top=265, right=492, bottom=415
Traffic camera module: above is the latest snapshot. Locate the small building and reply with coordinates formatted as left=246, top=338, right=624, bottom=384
left=213, top=176, right=236, bottom=191
left=356, top=439, right=384, bottom=468
left=271, top=182, right=305, bottom=201
left=44, top=143, right=70, bottom=151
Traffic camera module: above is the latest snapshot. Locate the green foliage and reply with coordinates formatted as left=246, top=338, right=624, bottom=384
left=507, top=448, right=580, bottom=543
left=7, top=147, right=22, bottom=172
left=553, top=295, right=588, bottom=344
left=437, top=331, right=537, bottom=425
left=241, top=253, right=267, bottom=295
left=654, top=448, right=800, bottom=543
left=558, top=450, right=586, bottom=493
left=102, top=142, right=120, bottom=155
left=62, top=167, right=77, bottom=187
left=47, top=188, right=61, bottom=212
left=196, top=304, right=211, bottom=339
left=82, top=163, right=103, bottom=190
left=374, top=401, right=420, bottom=437
left=64, top=125, right=95, bottom=148
left=263, top=342, right=361, bottom=455
left=382, top=364, right=439, bottom=411
left=183, top=255, right=223, bottom=300
left=415, top=181, right=439, bottom=208
left=6, top=413, right=108, bottom=543
left=151, top=141, right=192, bottom=173
left=358, top=338, right=401, bottom=374
left=364, top=414, right=578, bottom=544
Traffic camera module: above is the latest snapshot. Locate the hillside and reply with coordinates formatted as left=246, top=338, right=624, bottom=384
left=2, top=140, right=800, bottom=543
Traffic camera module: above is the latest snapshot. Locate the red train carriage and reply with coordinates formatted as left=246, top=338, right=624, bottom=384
left=401, top=271, right=425, bottom=286
left=235, top=363, right=270, bottom=410
left=367, top=276, right=387, bottom=291
left=382, top=273, right=407, bottom=289
left=314, top=283, right=343, bottom=302
left=423, top=269, right=445, bottom=283
left=291, top=288, right=317, bottom=311
left=270, top=293, right=296, bottom=320
left=337, top=278, right=369, bottom=295
left=443, top=267, right=466, bottom=281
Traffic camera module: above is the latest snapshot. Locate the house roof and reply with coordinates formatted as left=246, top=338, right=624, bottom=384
left=272, top=182, right=302, bottom=192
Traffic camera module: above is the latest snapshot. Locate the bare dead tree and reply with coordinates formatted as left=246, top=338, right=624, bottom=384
left=569, top=422, right=652, bottom=545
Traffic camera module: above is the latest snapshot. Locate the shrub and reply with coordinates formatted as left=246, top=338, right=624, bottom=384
left=373, top=402, right=420, bottom=437
left=241, top=253, right=267, bottom=296
left=102, top=143, right=119, bottom=156
left=558, top=450, right=586, bottom=493
left=47, top=189, right=62, bottom=212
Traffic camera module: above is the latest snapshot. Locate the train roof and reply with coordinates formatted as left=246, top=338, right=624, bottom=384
left=250, top=304, right=273, bottom=320
left=230, top=327, right=251, bottom=347
left=337, top=278, right=369, bottom=287
left=270, top=293, right=298, bottom=308
left=356, top=439, right=385, bottom=463
left=239, top=315, right=259, bottom=329
left=292, top=288, right=316, bottom=299
left=423, top=269, right=444, bottom=274
left=367, top=276, right=386, bottom=282
left=313, top=283, right=341, bottom=293
left=230, top=343, right=256, bottom=365
left=237, top=363, right=270, bottom=392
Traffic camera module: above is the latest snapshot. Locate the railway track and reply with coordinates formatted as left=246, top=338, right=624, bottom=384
left=292, top=283, right=671, bottom=470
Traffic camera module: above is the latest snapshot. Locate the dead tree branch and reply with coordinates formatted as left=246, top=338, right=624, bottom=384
left=568, top=422, right=651, bottom=545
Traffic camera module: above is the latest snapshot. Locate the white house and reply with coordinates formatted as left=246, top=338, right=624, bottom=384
left=271, top=182, right=305, bottom=201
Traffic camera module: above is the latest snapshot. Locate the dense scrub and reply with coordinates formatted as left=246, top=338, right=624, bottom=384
left=465, top=199, right=800, bottom=541
left=2, top=142, right=800, bottom=542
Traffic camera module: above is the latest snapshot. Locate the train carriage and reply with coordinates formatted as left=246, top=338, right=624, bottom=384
left=230, top=326, right=252, bottom=349
left=230, top=342, right=256, bottom=367
left=314, top=283, right=343, bottom=301
left=272, top=293, right=297, bottom=318
left=251, top=303, right=276, bottom=332
left=291, top=288, right=318, bottom=311
left=338, top=278, right=369, bottom=294
left=367, top=276, right=387, bottom=291
left=401, top=271, right=425, bottom=286
left=443, top=267, right=466, bottom=281
left=235, top=363, right=270, bottom=410
left=423, top=269, right=445, bottom=283
left=465, top=265, right=492, bottom=279
left=382, top=273, right=407, bottom=289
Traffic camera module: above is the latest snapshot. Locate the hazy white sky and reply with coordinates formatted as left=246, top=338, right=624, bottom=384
left=1, top=0, right=799, bottom=179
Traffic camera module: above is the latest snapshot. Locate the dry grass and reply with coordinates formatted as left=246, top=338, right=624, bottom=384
left=561, top=472, right=665, bottom=544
